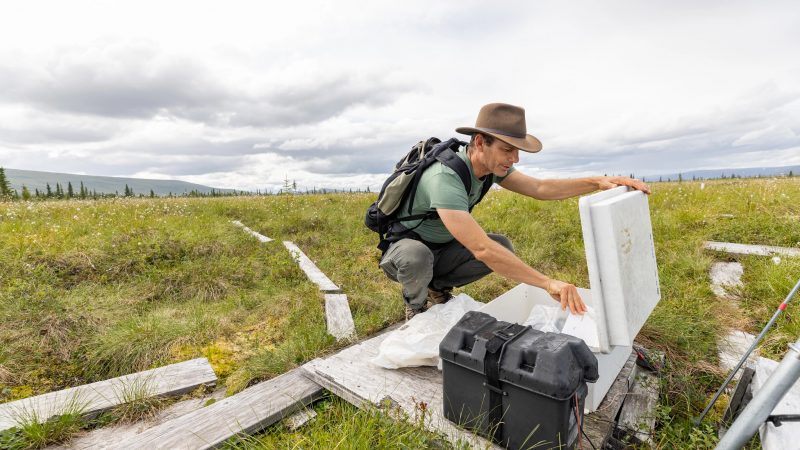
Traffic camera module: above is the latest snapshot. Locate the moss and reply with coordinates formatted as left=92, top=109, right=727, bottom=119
left=9, top=385, right=34, bottom=401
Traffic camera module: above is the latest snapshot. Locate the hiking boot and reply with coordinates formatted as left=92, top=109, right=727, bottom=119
left=405, top=304, right=426, bottom=321
left=426, top=288, right=453, bottom=308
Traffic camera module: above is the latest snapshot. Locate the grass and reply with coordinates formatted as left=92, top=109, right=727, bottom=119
left=221, top=394, right=462, bottom=449
left=0, top=177, right=798, bottom=447
left=108, top=375, right=167, bottom=424
left=0, top=393, right=89, bottom=449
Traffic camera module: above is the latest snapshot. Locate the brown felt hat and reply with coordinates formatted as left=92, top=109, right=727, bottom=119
left=456, top=103, right=542, bottom=153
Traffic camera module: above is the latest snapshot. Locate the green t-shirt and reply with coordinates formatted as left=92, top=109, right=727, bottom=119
left=398, top=149, right=515, bottom=243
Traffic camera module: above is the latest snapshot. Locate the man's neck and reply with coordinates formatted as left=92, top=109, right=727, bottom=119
left=467, top=147, right=490, bottom=179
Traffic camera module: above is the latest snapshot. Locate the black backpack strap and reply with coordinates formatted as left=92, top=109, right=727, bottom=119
left=436, top=146, right=472, bottom=197
left=404, top=137, right=446, bottom=217
left=474, top=174, right=494, bottom=207
left=483, top=323, right=528, bottom=442
left=437, top=145, right=494, bottom=213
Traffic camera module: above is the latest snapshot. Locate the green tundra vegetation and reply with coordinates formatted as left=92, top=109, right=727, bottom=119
left=0, top=177, right=798, bottom=448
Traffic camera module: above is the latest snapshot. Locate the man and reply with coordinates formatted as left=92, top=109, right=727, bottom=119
left=379, top=103, right=651, bottom=320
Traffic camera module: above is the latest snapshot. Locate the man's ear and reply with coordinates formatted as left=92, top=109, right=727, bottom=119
left=474, top=133, right=486, bottom=152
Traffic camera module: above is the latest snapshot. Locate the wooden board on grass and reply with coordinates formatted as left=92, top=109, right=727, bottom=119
left=703, top=241, right=800, bottom=257
left=302, top=327, right=636, bottom=449
left=0, top=358, right=216, bottom=433
left=283, top=241, right=340, bottom=292
left=231, top=220, right=273, bottom=242
left=324, top=294, right=356, bottom=341
left=112, top=367, right=323, bottom=449
left=582, top=351, right=637, bottom=447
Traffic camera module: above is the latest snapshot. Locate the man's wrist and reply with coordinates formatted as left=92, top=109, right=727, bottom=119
left=540, top=277, right=553, bottom=293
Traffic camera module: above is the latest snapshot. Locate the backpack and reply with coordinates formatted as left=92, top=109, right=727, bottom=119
left=364, top=137, right=494, bottom=252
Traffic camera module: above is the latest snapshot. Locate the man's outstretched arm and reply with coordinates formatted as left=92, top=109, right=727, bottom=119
left=499, top=171, right=651, bottom=200
left=437, top=208, right=587, bottom=314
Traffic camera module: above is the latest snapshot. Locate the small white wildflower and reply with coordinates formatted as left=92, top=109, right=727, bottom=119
left=772, top=256, right=781, bottom=265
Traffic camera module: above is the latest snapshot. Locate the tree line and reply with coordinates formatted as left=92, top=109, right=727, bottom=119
left=0, top=168, right=372, bottom=202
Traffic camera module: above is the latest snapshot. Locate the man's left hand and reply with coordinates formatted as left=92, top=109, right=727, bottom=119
left=597, top=176, right=651, bottom=194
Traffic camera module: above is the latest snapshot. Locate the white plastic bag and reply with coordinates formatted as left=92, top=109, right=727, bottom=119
left=371, top=293, right=484, bottom=369
left=522, top=304, right=567, bottom=333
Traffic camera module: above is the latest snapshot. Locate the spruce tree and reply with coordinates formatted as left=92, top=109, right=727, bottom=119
left=56, top=183, right=63, bottom=198
left=0, top=167, right=10, bottom=197
left=21, top=185, right=31, bottom=200
left=80, top=181, right=87, bottom=199
left=67, top=182, right=74, bottom=198
left=46, top=183, right=53, bottom=197
left=150, top=189, right=155, bottom=198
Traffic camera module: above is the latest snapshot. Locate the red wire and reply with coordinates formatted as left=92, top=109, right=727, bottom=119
left=575, top=393, right=584, bottom=450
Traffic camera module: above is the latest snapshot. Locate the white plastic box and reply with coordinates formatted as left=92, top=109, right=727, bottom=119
left=478, top=186, right=661, bottom=412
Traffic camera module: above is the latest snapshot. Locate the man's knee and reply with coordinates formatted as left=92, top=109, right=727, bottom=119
left=489, top=234, right=514, bottom=253
left=381, top=239, right=434, bottom=274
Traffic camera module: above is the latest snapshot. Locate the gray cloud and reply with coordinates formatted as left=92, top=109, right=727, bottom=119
left=2, top=1, right=799, bottom=190
left=0, top=45, right=227, bottom=120
left=0, top=43, right=413, bottom=129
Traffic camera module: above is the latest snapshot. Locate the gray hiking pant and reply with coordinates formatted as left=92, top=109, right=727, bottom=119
left=379, top=234, right=514, bottom=309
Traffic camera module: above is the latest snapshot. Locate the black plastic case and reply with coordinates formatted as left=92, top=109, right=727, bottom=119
left=440, top=311, right=599, bottom=449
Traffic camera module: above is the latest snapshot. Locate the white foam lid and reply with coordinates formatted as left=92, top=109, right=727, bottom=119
left=569, top=186, right=661, bottom=353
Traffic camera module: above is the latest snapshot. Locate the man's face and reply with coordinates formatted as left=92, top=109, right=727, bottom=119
left=482, top=138, right=519, bottom=177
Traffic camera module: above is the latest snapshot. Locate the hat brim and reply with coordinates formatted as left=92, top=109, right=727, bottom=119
left=455, top=127, right=542, bottom=153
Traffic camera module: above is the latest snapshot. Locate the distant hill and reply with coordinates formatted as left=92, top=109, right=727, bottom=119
left=646, top=165, right=800, bottom=182
left=3, top=168, right=239, bottom=196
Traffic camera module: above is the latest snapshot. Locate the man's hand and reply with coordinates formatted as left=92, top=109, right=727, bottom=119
left=546, top=279, right=587, bottom=315
left=597, top=176, right=651, bottom=194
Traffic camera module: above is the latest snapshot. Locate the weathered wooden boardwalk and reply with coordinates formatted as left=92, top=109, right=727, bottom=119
left=0, top=358, right=216, bottom=434
left=231, top=220, right=356, bottom=341
left=704, top=241, right=800, bottom=258
left=112, top=367, right=323, bottom=449
left=230, top=220, right=273, bottom=242
left=282, top=240, right=356, bottom=340
left=282, top=240, right=341, bottom=292
left=303, top=327, right=639, bottom=449
left=324, top=293, right=357, bottom=341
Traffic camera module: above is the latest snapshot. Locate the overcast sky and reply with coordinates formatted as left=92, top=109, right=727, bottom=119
left=1, top=1, right=798, bottom=192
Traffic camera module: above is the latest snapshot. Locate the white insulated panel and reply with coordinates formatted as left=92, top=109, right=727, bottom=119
left=579, top=186, right=660, bottom=352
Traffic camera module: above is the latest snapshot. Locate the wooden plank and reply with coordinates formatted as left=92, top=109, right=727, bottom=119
left=581, top=351, right=637, bottom=448
left=302, top=335, right=499, bottom=449
left=722, top=367, right=755, bottom=427
left=718, top=330, right=758, bottom=374
left=324, top=294, right=356, bottom=341
left=283, top=241, right=340, bottom=292
left=703, top=241, right=800, bottom=258
left=618, top=365, right=661, bottom=445
left=230, top=220, right=273, bottom=242
left=54, top=388, right=227, bottom=450
left=0, top=358, right=216, bottom=433
left=710, top=262, right=744, bottom=299
left=113, top=367, right=324, bottom=449
left=284, top=408, right=317, bottom=431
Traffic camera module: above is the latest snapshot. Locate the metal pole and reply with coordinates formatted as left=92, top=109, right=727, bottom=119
left=697, top=277, right=800, bottom=424
left=716, top=338, right=800, bottom=450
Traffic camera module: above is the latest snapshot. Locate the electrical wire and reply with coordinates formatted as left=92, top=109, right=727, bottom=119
left=575, top=393, right=597, bottom=450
